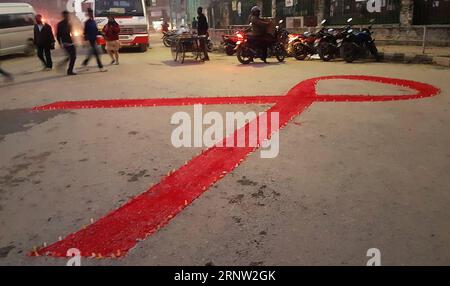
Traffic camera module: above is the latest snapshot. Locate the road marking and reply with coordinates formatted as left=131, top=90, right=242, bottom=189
left=30, top=76, right=439, bottom=258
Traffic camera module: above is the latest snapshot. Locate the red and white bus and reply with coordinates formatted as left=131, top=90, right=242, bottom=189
left=93, top=0, right=150, bottom=52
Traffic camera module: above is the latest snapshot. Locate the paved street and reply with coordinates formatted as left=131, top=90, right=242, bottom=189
left=0, top=35, right=449, bottom=266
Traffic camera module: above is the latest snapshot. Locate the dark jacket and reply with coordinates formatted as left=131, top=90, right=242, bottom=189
left=197, top=13, right=208, bottom=35
left=249, top=15, right=270, bottom=36
left=56, top=19, right=74, bottom=45
left=84, top=18, right=99, bottom=42
left=34, top=23, right=55, bottom=48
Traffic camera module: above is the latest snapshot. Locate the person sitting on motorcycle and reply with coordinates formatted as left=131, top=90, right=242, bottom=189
left=248, top=6, right=272, bottom=63
left=161, top=21, right=169, bottom=33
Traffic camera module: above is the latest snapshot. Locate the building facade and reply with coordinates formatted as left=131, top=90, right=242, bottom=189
left=148, top=0, right=191, bottom=29
left=188, top=0, right=449, bottom=44
left=13, top=0, right=68, bottom=15
left=192, top=0, right=449, bottom=27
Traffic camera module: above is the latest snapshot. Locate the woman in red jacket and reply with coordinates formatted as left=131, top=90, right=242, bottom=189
left=102, top=16, right=121, bottom=65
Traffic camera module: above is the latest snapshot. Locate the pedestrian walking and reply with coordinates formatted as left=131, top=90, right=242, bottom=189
left=197, top=7, right=209, bottom=61
left=0, top=67, right=13, bottom=81
left=82, top=8, right=106, bottom=72
left=0, top=40, right=14, bottom=82
left=34, top=14, right=55, bottom=70
left=56, top=11, right=77, bottom=75
left=102, top=16, right=121, bottom=65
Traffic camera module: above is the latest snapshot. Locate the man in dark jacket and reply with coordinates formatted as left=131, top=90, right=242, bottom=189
left=56, top=10, right=77, bottom=75
left=196, top=7, right=209, bottom=61
left=82, top=8, right=105, bottom=71
left=34, top=14, right=55, bottom=70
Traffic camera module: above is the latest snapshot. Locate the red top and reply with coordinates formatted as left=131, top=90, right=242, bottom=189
left=102, top=23, right=120, bottom=41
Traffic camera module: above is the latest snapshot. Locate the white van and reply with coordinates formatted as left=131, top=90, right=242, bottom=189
left=0, top=3, right=36, bottom=56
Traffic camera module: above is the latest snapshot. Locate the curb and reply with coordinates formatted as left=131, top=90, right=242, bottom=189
left=379, top=52, right=440, bottom=65
left=213, top=47, right=449, bottom=67
left=380, top=52, right=450, bottom=67
left=433, top=56, right=450, bottom=67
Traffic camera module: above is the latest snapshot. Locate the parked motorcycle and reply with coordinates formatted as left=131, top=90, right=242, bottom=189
left=221, top=32, right=241, bottom=56
left=292, top=31, right=318, bottom=60
left=162, top=30, right=177, bottom=47
left=285, top=32, right=302, bottom=57
left=292, top=22, right=335, bottom=61
left=206, top=36, right=214, bottom=52
left=314, top=20, right=342, bottom=61
left=339, top=19, right=381, bottom=63
left=235, top=20, right=287, bottom=64
left=292, top=19, right=347, bottom=61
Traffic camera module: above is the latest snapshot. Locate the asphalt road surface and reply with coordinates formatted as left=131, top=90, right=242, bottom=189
left=0, top=36, right=449, bottom=265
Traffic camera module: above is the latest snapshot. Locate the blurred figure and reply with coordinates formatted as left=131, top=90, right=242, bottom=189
left=0, top=40, right=13, bottom=82
left=102, top=16, right=121, bottom=65
left=82, top=8, right=106, bottom=72
left=0, top=57, right=13, bottom=82
left=191, top=17, right=198, bottom=30
left=197, top=7, right=209, bottom=61
left=0, top=67, right=13, bottom=82
left=161, top=21, right=169, bottom=33
left=56, top=11, right=77, bottom=75
left=34, top=14, right=55, bottom=70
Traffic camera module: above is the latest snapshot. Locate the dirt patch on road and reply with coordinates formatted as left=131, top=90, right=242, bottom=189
left=0, top=109, right=66, bottom=138
left=0, top=151, right=51, bottom=188
left=0, top=245, right=15, bottom=258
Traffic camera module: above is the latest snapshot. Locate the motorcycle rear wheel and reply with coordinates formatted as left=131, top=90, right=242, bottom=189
left=369, top=43, right=381, bottom=62
left=293, top=43, right=308, bottom=60
left=225, top=45, right=235, bottom=56
left=341, top=42, right=356, bottom=63
left=163, top=37, right=171, bottom=47
left=207, top=41, right=214, bottom=52
left=318, top=42, right=334, bottom=62
left=237, top=47, right=253, bottom=64
left=275, top=45, right=286, bottom=62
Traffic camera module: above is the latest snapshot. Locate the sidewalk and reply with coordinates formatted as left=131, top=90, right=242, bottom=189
left=378, top=45, right=450, bottom=57
left=377, top=44, right=450, bottom=66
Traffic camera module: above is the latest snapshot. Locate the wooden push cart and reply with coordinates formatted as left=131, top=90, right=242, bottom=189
left=171, top=34, right=208, bottom=64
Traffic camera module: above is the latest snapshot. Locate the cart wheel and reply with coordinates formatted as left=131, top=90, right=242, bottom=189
left=197, top=50, right=206, bottom=61
left=195, top=41, right=206, bottom=61
left=179, top=45, right=186, bottom=64
left=171, top=42, right=178, bottom=61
